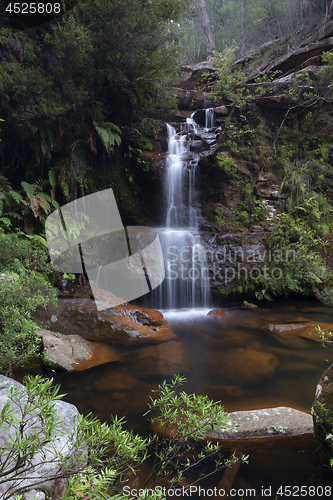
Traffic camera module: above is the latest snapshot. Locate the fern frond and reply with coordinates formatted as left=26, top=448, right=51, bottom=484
left=5, top=211, right=23, bottom=220
left=21, top=181, right=35, bottom=201
left=51, top=199, right=61, bottom=211
left=48, top=169, right=57, bottom=188
left=60, top=181, right=69, bottom=197
left=9, top=191, right=23, bottom=204
left=35, top=193, right=51, bottom=215
left=93, top=121, right=121, bottom=156
left=0, top=175, right=11, bottom=193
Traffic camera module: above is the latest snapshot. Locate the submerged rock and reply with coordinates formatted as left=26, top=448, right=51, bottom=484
left=134, top=340, right=186, bottom=379
left=264, top=322, right=333, bottom=343
left=264, top=324, right=306, bottom=333
left=214, top=348, right=278, bottom=383
left=95, top=372, right=137, bottom=393
left=209, top=384, right=255, bottom=400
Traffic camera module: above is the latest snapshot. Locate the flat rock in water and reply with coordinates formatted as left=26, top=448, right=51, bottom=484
left=74, top=342, right=121, bottom=371
left=34, top=298, right=176, bottom=344
left=264, top=324, right=306, bottom=333
left=152, top=407, right=314, bottom=454
left=298, top=322, right=333, bottom=341
left=241, top=302, right=257, bottom=309
left=207, top=308, right=224, bottom=318
left=264, top=322, right=333, bottom=343
left=37, top=329, right=94, bottom=371
left=207, top=407, right=313, bottom=441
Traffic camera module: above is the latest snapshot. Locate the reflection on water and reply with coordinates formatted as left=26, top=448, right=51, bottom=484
left=53, top=299, right=333, bottom=493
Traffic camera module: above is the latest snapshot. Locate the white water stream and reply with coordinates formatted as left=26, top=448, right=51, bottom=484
left=152, top=119, right=211, bottom=309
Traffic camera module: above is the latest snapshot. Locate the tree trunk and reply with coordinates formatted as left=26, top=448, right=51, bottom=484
left=197, top=0, right=216, bottom=59
left=330, top=0, right=333, bottom=19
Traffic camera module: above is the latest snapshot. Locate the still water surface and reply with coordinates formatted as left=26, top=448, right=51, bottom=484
left=53, top=299, right=333, bottom=495
left=55, top=299, right=333, bottom=426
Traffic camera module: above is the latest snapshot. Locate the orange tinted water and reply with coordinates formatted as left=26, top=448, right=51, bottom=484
left=53, top=299, right=333, bottom=496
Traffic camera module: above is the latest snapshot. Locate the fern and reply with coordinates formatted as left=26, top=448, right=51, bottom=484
left=9, top=191, right=23, bottom=204
left=51, top=199, right=61, bottom=211
left=60, top=181, right=70, bottom=197
left=0, top=194, right=4, bottom=217
left=62, top=466, right=119, bottom=500
left=93, top=121, right=121, bottom=156
left=0, top=174, right=11, bottom=192
left=48, top=168, right=57, bottom=188
left=35, top=192, right=51, bottom=215
left=25, top=234, right=48, bottom=247
left=21, top=181, right=35, bottom=202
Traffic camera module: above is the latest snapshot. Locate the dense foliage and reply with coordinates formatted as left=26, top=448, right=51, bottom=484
left=0, top=232, right=55, bottom=373
left=0, top=0, right=189, bottom=229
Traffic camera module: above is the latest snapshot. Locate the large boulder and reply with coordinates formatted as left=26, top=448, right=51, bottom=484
left=0, top=375, right=80, bottom=500
left=37, top=329, right=94, bottom=371
left=34, top=298, right=176, bottom=344
left=180, top=60, right=216, bottom=84
left=152, top=406, right=314, bottom=457
left=207, top=407, right=313, bottom=441
left=174, top=88, right=206, bottom=109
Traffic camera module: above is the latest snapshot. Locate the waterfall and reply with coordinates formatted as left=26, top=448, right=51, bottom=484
left=165, top=124, right=187, bottom=228
left=205, top=108, right=215, bottom=129
left=151, top=121, right=211, bottom=310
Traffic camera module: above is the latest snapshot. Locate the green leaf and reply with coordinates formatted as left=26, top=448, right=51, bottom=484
left=21, top=182, right=35, bottom=202
left=8, top=191, right=23, bottom=204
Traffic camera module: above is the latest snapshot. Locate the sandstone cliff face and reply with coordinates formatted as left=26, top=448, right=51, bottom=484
left=143, top=15, right=333, bottom=302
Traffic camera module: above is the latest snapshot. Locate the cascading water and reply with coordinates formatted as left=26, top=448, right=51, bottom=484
left=205, top=108, right=215, bottom=128
left=151, top=120, right=211, bottom=310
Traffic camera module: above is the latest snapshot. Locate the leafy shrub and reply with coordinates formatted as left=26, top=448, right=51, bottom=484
left=312, top=395, right=333, bottom=468
left=234, top=184, right=265, bottom=229
left=0, top=375, right=248, bottom=499
left=216, top=155, right=238, bottom=178
left=0, top=233, right=56, bottom=373
left=0, top=232, right=50, bottom=274
left=255, top=214, right=328, bottom=300
left=314, top=287, right=333, bottom=307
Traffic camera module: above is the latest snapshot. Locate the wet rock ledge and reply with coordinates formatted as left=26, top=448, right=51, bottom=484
left=34, top=298, right=175, bottom=344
